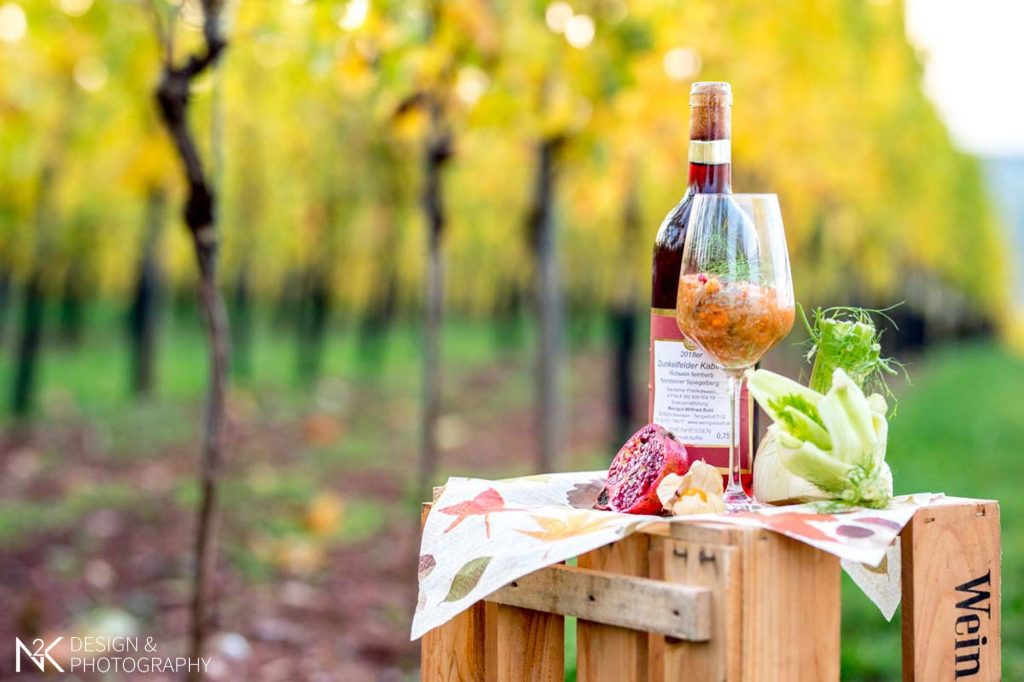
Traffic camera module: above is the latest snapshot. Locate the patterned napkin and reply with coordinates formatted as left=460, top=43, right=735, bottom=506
left=411, top=470, right=942, bottom=640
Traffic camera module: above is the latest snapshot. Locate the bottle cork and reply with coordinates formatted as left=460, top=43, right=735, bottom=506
left=689, top=81, right=731, bottom=141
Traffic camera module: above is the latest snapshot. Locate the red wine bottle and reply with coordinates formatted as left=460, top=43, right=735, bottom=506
left=648, top=82, right=754, bottom=492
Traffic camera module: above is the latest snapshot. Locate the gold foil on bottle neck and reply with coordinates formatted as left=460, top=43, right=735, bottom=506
left=688, top=139, right=731, bottom=164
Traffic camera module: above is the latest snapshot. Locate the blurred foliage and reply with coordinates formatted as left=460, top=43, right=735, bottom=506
left=0, top=0, right=1009, bottom=319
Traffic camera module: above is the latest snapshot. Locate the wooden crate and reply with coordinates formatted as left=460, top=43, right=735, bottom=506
left=420, top=499, right=1000, bottom=681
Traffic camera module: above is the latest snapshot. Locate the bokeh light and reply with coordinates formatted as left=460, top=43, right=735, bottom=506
left=338, top=0, right=369, bottom=31
left=663, top=47, right=702, bottom=81
left=73, top=55, right=108, bottom=92
left=455, top=66, right=489, bottom=106
left=0, top=2, right=27, bottom=44
left=545, top=2, right=573, bottom=34
left=564, top=13, right=594, bottom=48
left=59, top=0, right=94, bottom=17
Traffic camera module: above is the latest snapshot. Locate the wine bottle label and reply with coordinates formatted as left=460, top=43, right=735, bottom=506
left=649, top=309, right=751, bottom=473
left=687, top=139, right=731, bottom=165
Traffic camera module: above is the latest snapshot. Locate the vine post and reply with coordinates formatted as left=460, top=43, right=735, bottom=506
left=147, top=0, right=230, bottom=674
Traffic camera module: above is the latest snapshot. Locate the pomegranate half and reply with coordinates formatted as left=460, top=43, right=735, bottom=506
left=597, top=424, right=690, bottom=515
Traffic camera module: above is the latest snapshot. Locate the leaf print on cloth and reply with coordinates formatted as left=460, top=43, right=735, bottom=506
left=738, top=512, right=839, bottom=543
left=566, top=478, right=605, bottom=509
left=857, top=516, right=902, bottom=531
left=443, top=556, right=493, bottom=603
left=516, top=512, right=620, bottom=543
left=439, top=488, right=521, bottom=539
left=835, top=524, right=874, bottom=539
left=418, top=555, right=436, bottom=580
left=864, top=555, right=889, bottom=575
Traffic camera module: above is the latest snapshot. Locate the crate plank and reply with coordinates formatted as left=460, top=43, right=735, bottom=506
left=901, top=500, right=1001, bottom=681
left=421, top=601, right=487, bottom=681
left=739, top=528, right=840, bottom=682
left=484, top=602, right=563, bottom=682
left=648, top=536, right=667, bottom=682
left=576, top=534, right=651, bottom=682
left=486, top=563, right=710, bottom=640
left=642, top=519, right=738, bottom=544
left=420, top=503, right=487, bottom=681
left=660, top=537, right=742, bottom=682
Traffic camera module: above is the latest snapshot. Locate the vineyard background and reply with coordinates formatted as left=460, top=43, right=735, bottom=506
left=1, top=0, right=1022, bottom=679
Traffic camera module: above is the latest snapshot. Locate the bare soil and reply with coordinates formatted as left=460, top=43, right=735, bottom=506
left=0, top=350, right=635, bottom=680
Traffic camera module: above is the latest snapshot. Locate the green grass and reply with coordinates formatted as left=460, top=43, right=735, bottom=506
left=1, top=307, right=523, bottom=420
left=840, top=341, right=1024, bottom=680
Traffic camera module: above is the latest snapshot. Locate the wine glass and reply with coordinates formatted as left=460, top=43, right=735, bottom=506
left=675, top=194, right=795, bottom=512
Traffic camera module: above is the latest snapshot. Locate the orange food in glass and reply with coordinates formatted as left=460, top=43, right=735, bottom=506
left=675, top=273, right=795, bottom=370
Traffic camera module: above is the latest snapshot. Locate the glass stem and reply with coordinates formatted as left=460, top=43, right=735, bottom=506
left=726, top=372, right=744, bottom=496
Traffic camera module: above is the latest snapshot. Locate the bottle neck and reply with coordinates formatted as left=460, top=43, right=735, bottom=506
left=687, top=103, right=731, bottom=193
left=687, top=160, right=731, bottom=193
left=687, top=139, right=732, bottom=192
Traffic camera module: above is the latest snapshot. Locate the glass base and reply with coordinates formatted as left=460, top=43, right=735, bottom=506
left=723, top=488, right=762, bottom=514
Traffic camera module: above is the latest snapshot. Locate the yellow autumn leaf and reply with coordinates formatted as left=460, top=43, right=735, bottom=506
left=305, top=492, right=346, bottom=536
left=515, top=512, right=619, bottom=543
left=274, top=538, right=324, bottom=575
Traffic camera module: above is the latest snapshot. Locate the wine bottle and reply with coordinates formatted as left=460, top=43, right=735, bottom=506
left=648, top=81, right=754, bottom=491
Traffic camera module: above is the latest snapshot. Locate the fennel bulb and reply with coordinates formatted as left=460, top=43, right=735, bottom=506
left=753, top=427, right=829, bottom=504
left=747, top=367, right=893, bottom=508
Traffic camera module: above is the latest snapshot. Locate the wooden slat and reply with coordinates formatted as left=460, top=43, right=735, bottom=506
left=660, top=537, right=742, bottom=681
left=421, top=603, right=487, bottom=682
left=642, top=520, right=737, bottom=543
left=739, top=528, right=840, bottom=682
left=420, top=502, right=486, bottom=682
left=486, top=563, right=711, bottom=640
left=576, top=534, right=651, bottom=682
left=901, top=500, right=1001, bottom=681
left=484, top=602, right=563, bottom=682
left=647, top=536, right=667, bottom=682
left=666, top=521, right=739, bottom=545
